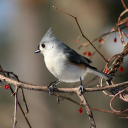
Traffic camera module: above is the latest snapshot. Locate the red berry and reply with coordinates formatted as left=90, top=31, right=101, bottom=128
left=119, top=66, right=124, bottom=72
left=99, top=38, right=102, bottom=43
left=116, top=29, right=119, bottom=32
left=5, top=85, right=9, bottom=90
left=78, top=107, right=83, bottom=114
left=126, top=22, right=128, bottom=27
left=76, top=40, right=78, bottom=43
left=88, top=52, right=92, bottom=57
left=83, top=51, right=87, bottom=55
left=114, top=37, right=117, bottom=42
left=105, top=70, right=108, bottom=74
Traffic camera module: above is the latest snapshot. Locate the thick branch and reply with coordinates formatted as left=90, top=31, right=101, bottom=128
left=0, top=74, right=128, bottom=93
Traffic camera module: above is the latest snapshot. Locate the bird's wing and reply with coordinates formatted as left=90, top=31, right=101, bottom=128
left=60, top=43, right=92, bottom=65
left=57, top=42, right=97, bottom=70
left=65, top=49, right=92, bottom=64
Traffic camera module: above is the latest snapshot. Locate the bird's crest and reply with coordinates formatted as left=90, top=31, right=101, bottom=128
left=40, top=28, right=57, bottom=44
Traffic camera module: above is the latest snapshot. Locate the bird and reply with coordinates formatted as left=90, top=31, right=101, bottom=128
left=35, top=28, right=113, bottom=93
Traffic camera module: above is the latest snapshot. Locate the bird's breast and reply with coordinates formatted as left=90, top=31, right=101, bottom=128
left=44, top=54, right=87, bottom=83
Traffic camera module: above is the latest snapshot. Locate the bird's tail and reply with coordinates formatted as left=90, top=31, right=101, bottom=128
left=87, top=66, right=117, bottom=94
left=87, top=66, right=113, bottom=81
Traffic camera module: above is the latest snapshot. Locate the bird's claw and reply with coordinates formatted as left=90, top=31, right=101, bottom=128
left=48, top=83, right=56, bottom=94
left=48, top=84, right=54, bottom=94
left=79, top=85, right=84, bottom=94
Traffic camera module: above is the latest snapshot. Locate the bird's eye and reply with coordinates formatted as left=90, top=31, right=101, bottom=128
left=42, top=43, right=45, bottom=48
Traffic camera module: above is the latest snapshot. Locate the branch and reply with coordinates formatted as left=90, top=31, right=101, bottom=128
left=78, top=25, right=127, bottom=49
left=118, top=9, right=128, bottom=47
left=4, top=69, right=29, bottom=114
left=110, top=87, right=128, bottom=113
left=52, top=6, right=108, bottom=63
left=76, top=91, right=96, bottom=128
left=0, top=74, right=128, bottom=93
left=0, top=66, right=32, bottom=128
left=121, top=0, right=127, bottom=9
left=53, top=93, right=128, bottom=117
left=13, top=86, right=18, bottom=128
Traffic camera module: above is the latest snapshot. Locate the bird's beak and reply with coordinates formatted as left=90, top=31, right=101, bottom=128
left=35, top=49, right=41, bottom=53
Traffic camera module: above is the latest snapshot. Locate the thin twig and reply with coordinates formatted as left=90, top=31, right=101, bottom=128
left=53, top=6, right=108, bottom=63
left=91, top=107, right=128, bottom=117
left=0, top=66, right=32, bottom=128
left=78, top=26, right=127, bottom=49
left=76, top=91, right=96, bottom=128
left=108, top=42, right=128, bottom=77
left=110, top=87, right=128, bottom=113
left=13, top=86, right=18, bottom=128
left=4, top=70, right=29, bottom=114
left=118, top=9, right=128, bottom=47
left=21, top=88, right=29, bottom=114
left=52, top=93, right=128, bottom=117
left=13, top=74, right=29, bottom=114
left=121, top=0, right=127, bottom=9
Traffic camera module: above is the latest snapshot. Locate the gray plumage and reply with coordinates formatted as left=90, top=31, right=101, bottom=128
left=36, top=28, right=113, bottom=83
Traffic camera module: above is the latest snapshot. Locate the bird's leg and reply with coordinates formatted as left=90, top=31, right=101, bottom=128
left=48, top=79, right=61, bottom=94
left=79, top=77, right=84, bottom=94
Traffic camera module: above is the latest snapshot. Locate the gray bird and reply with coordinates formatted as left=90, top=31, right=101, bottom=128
left=35, top=28, right=113, bottom=93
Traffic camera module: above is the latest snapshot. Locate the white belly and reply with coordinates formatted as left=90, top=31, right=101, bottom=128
left=44, top=54, right=87, bottom=83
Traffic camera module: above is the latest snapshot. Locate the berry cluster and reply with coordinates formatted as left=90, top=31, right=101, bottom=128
left=83, top=51, right=92, bottom=57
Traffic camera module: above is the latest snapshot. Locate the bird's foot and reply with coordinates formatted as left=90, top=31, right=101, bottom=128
left=79, top=84, right=84, bottom=94
left=48, top=82, right=56, bottom=94
left=48, top=80, right=61, bottom=95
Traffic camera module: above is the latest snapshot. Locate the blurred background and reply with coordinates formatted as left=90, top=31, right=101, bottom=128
left=0, top=0, right=128, bottom=128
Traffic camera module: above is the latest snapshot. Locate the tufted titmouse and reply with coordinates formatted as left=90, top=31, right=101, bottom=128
left=35, top=28, right=113, bottom=93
